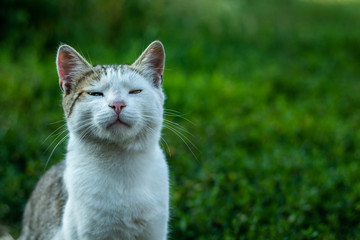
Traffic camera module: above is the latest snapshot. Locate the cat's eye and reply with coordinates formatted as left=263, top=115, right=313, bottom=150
left=129, top=90, right=142, bottom=94
left=87, top=92, right=104, bottom=97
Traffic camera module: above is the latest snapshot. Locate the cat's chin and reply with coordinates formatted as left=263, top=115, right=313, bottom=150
left=101, top=118, right=140, bottom=143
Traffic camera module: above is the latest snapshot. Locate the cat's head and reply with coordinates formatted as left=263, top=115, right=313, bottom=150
left=56, top=41, right=165, bottom=150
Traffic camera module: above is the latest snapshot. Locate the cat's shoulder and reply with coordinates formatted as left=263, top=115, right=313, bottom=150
left=35, top=161, right=66, bottom=193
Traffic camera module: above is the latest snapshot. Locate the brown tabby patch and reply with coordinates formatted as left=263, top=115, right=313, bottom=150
left=62, top=68, right=102, bottom=118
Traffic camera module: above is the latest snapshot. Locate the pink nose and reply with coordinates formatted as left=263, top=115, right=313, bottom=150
left=109, top=101, right=126, bottom=115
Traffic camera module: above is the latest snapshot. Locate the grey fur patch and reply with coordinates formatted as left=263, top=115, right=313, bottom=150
left=19, top=162, right=67, bottom=240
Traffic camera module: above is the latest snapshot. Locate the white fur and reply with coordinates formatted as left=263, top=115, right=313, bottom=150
left=58, top=68, right=169, bottom=240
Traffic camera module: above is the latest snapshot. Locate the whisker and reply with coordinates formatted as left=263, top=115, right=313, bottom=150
left=45, top=133, right=69, bottom=169
left=163, top=119, right=194, bottom=137
left=141, top=111, right=198, bottom=159
left=164, top=123, right=198, bottom=150
left=163, top=123, right=199, bottom=161
left=42, top=123, right=67, bottom=146
left=48, top=119, right=66, bottom=125
left=164, top=109, right=195, bottom=125
left=160, top=136, right=172, bottom=157
left=44, top=128, right=68, bottom=154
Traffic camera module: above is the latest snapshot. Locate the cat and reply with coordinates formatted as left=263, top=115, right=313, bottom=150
left=19, top=41, right=169, bottom=240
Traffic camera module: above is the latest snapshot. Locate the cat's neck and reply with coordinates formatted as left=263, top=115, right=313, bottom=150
left=66, top=133, right=161, bottom=167
left=64, top=132, right=164, bottom=196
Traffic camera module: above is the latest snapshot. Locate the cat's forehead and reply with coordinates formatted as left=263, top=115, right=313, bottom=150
left=93, top=64, right=145, bottom=87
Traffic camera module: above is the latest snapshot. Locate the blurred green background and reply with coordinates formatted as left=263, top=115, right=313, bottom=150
left=1, top=0, right=360, bottom=239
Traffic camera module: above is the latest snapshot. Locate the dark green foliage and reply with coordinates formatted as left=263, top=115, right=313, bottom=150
left=1, top=0, right=360, bottom=238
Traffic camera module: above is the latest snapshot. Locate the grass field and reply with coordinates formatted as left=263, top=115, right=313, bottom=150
left=1, top=0, right=360, bottom=239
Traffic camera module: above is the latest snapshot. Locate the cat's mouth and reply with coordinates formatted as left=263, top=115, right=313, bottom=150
left=107, top=118, right=131, bottom=129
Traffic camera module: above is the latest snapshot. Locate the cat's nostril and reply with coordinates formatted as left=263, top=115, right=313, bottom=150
left=109, top=101, right=126, bottom=115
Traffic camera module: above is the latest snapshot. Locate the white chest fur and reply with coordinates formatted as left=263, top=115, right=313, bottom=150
left=60, top=137, right=169, bottom=240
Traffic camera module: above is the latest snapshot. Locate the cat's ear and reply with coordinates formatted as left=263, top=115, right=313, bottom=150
left=132, top=40, right=165, bottom=87
left=56, top=44, right=92, bottom=93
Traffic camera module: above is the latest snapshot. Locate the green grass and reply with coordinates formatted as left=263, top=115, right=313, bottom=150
left=1, top=0, right=360, bottom=239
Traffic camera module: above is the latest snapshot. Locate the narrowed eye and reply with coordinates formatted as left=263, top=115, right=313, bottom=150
left=87, top=92, right=104, bottom=97
left=129, top=90, right=142, bottom=94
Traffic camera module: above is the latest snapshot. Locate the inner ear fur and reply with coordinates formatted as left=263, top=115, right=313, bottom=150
left=132, top=41, right=165, bottom=87
left=56, top=44, right=92, bottom=93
